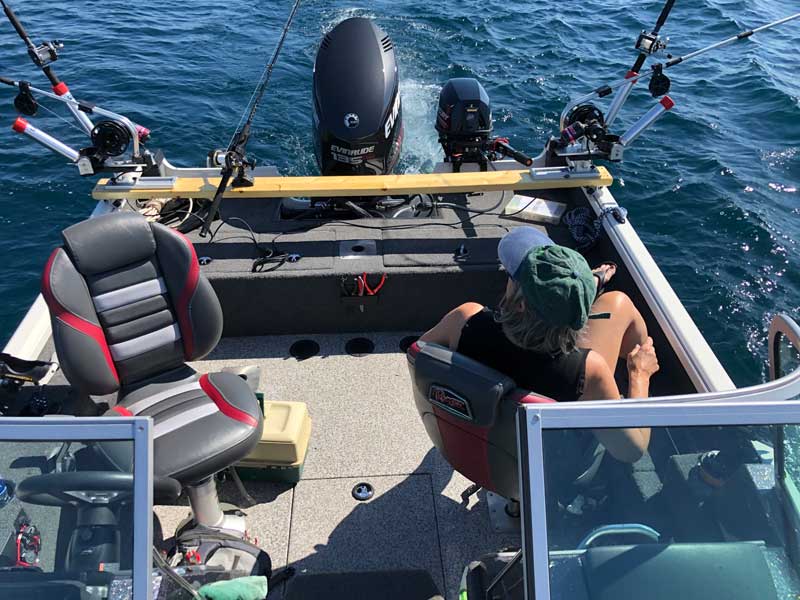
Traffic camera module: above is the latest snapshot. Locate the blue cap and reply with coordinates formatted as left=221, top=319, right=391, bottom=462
left=498, top=227, right=554, bottom=279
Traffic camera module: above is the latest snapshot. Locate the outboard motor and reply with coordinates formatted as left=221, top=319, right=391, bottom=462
left=436, top=78, right=493, bottom=172
left=313, top=18, right=403, bottom=176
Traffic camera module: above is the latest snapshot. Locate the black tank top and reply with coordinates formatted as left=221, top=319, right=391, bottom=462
left=456, top=308, right=589, bottom=402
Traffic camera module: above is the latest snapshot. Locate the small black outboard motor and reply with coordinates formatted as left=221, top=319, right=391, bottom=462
left=436, top=78, right=493, bottom=172
left=313, top=18, right=403, bottom=176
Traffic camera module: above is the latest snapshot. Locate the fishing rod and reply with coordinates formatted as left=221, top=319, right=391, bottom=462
left=0, top=0, right=94, bottom=135
left=200, top=0, right=302, bottom=237
left=605, top=0, right=677, bottom=126
left=630, top=0, right=676, bottom=74
left=560, top=10, right=800, bottom=131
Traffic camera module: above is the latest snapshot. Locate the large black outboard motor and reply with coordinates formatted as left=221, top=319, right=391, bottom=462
left=313, top=18, right=403, bottom=176
left=436, top=78, right=493, bottom=172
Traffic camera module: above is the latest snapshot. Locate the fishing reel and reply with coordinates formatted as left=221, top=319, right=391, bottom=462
left=91, top=120, right=131, bottom=158
left=28, top=39, right=62, bottom=68
left=208, top=149, right=255, bottom=187
left=560, top=104, right=609, bottom=147
left=635, top=30, right=668, bottom=56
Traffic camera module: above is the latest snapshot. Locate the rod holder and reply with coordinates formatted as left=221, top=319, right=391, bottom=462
left=605, top=71, right=639, bottom=128
left=619, top=96, right=675, bottom=147
left=12, top=116, right=80, bottom=161
left=51, top=81, right=94, bottom=136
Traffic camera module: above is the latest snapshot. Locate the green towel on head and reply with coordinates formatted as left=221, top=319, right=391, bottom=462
left=198, top=576, right=268, bottom=600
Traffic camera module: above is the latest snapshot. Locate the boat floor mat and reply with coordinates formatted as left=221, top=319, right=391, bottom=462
left=283, top=569, right=443, bottom=600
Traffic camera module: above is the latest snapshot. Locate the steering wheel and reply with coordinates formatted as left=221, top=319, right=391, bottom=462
left=578, top=523, right=661, bottom=549
left=15, top=472, right=135, bottom=507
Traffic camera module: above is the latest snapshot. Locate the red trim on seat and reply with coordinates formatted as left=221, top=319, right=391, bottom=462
left=433, top=406, right=494, bottom=489
left=173, top=231, right=200, bottom=359
left=511, top=390, right=556, bottom=405
left=41, top=249, right=119, bottom=384
left=408, top=341, right=421, bottom=358
left=199, top=374, right=258, bottom=428
left=112, top=405, right=133, bottom=416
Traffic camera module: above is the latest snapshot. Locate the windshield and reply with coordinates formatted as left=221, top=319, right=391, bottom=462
left=0, top=439, right=135, bottom=598
left=539, top=423, right=800, bottom=600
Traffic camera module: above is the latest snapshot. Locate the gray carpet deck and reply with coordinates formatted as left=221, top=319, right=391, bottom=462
left=155, top=333, right=521, bottom=599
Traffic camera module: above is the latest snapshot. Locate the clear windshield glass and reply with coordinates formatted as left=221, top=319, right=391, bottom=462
left=0, top=439, right=135, bottom=596
left=542, top=424, right=800, bottom=600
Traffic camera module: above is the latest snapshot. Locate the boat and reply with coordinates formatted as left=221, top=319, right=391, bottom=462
left=1, top=1, right=800, bottom=598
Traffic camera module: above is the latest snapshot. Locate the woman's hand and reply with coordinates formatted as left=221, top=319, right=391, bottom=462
left=627, top=337, right=659, bottom=379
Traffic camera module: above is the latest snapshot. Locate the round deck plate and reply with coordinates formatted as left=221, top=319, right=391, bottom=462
left=352, top=482, right=374, bottom=501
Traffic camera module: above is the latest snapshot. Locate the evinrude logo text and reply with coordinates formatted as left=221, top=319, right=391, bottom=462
left=331, top=145, right=375, bottom=165
left=384, top=94, right=401, bottom=139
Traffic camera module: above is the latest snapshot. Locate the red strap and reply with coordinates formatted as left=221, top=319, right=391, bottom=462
left=112, top=405, right=133, bottom=416
left=41, top=249, right=119, bottom=384
left=199, top=374, right=258, bottom=428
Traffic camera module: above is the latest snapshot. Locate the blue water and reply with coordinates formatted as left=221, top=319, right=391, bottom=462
left=0, top=1, right=797, bottom=386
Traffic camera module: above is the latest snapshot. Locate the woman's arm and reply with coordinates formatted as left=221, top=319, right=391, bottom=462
left=419, top=302, right=484, bottom=350
left=580, top=351, right=651, bottom=463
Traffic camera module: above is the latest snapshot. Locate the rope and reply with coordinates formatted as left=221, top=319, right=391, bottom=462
left=563, top=206, right=628, bottom=250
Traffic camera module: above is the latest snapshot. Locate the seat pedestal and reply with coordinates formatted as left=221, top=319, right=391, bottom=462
left=185, top=478, right=246, bottom=537
left=487, top=491, right=521, bottom=533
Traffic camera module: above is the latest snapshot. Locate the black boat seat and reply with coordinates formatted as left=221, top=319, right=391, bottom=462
left=407, top=340, right=553, bottom=501
left=41, top=211, right=263, bottom=487
left=581, top=542, right=778, bottom=600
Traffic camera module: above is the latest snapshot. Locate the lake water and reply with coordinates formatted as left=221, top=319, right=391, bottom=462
left=0, top=0, right=797, bottom=386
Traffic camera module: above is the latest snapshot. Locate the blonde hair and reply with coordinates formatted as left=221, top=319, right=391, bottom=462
left=495, top=280, right=581, bottom=355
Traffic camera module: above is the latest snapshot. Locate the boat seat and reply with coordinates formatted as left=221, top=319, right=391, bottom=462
left=407, top=340, right=552, bottom=500
left=41, top=211, right=263, bottom=488
left=407, top=341, right=604, bottom=501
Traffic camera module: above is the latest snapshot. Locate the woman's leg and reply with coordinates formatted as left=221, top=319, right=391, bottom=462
left=579, top=291, right=648, bottom=371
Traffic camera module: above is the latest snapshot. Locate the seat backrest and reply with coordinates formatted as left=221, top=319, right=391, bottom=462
left=42, top=211, right=222, bottom=394
left=407, top=340, right=553, bottom=500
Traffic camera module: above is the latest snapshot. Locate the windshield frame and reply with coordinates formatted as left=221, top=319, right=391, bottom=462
left=0, top=417, right=153, bottom=600
left=517, top=400, right=800, bottom=600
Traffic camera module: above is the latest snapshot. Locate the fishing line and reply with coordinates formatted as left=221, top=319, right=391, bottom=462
left=201, top=0, right=302, bottom=237
left=227, top=0, right=303, bottom=150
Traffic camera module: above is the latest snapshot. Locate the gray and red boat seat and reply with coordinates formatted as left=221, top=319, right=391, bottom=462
left=408, top=340, right=603, bottom=502
left=407, top=340, right=550, bottom=500
left=41, top=211, right=263, bottom=485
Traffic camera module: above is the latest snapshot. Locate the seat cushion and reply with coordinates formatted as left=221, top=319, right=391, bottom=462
left=98, top=371, right=263, bottom=485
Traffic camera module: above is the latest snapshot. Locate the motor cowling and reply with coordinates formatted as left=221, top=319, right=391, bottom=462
left=313, top=18, right=403, bottom=176
left=435, top=78, right=493, bottom=167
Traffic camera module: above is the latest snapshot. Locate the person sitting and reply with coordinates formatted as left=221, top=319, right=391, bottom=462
left=419, top=227, right=659, bottom=463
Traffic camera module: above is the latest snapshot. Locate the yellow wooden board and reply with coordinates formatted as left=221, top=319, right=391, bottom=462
left=92, top=167, right=612, bottom=201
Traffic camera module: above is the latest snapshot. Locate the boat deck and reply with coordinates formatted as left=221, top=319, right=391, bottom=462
left=3, top=162, right=719, bottom=598
left=155, top=332, right=519, bottom=598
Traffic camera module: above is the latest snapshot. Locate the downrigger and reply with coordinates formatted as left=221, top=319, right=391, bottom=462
left=0, top=0, right=154, bottom=176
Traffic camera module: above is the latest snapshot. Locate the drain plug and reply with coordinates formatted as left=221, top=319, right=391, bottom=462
left=352, top=482, right=374, bottom=501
